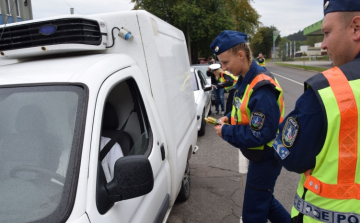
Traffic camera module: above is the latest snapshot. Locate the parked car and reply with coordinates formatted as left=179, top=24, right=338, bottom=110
left=0, top=10, right=198, bottom=223
left=191, top=64, right=217, bottom=104
left=191, top=67, right=212, bottom=136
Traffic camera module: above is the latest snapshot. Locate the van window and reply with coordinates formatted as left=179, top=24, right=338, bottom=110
left=99, top=78, right=153, bottom=183
left=0, top=85, right=86, bottom=223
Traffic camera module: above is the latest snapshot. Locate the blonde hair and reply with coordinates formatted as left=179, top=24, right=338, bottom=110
left=229, top=43, right=253, bottom=66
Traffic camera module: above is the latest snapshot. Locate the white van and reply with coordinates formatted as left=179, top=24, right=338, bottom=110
left=0, top=10, right=198, bottom=223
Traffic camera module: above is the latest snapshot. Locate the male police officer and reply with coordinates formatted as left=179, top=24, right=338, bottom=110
left=272, top=1, right=360, bottom=222
left=210, top=31, right=289, bottom=223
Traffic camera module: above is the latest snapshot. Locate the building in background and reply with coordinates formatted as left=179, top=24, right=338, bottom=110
left=0, top=0, right=33, bottom=24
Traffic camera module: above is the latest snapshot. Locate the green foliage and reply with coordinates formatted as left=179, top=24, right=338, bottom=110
left=131, top=0, right=260, bottom=64
left=250, top=26, right=280, bottom=58
left=172, top=0, right=235, bottom=60
left=274, top=63, right=327, bottom=72
left=286, top=30, right=306, bottom=41
left=224, top=0, right=261, bottom=36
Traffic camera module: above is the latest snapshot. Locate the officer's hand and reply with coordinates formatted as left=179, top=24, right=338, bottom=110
left=218, top=116, right=229, bottom=124
left=214, top=124, right=223, bottom=138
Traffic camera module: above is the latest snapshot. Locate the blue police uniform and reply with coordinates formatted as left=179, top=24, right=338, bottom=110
left=210, top=30, right=290, bottom=223
left=272, top=1, right=360, bottom=222
left=274, top=53, right=360, bottom=173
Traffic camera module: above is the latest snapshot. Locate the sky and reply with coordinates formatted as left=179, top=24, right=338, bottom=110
left=31, top=0, right=325, bottom=37
left=251, top=0, right=324, bottom=36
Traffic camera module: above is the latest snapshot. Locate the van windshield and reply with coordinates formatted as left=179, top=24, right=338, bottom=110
left=0, top=85, right=86, bottom=223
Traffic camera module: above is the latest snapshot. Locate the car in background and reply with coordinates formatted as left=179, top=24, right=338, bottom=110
left=191, top=64, right=217, bottom=104
left=190, top=67, right=212, bottom=136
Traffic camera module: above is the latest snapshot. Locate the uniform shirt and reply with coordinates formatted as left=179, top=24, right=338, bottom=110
left=222, top=60, right=280, bottom=149
left=100, top=136, right=124, bottom=182
left=273, top=54, right=360, bottom=173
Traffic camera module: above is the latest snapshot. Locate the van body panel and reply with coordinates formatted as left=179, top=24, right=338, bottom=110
left=0, top=10, right=197, bottom=223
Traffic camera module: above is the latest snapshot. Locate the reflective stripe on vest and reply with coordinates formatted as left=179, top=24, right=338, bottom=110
left=258, top=58, right=266, bottom=67
left=303, top=67, right=359, bottom=199
left=230, top=73, right=285, bottom=150
left=218, top=72, right=237, bottom=92
left=291, top=65, right=360, bottom=219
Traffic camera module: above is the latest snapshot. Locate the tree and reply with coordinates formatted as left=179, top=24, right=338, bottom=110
left=224, top=0, right=261, bottom=37
left=131, top=0, right=261, bottom=64
left=250, top=26, right=280, bottom=59
left=286, top=30, right=307, bottom=41
left=306, top=35, right=324, bottom=47
left=172, top=0, right=235, bottom=63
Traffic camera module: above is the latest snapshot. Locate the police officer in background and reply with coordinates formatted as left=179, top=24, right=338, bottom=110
left=210, top=30, right=289, bottom=223
left=208, top=63, right=237, bottom=115
left=272, top=1, right=360, bottom=222
left=256, top=53, right=266, bottom=69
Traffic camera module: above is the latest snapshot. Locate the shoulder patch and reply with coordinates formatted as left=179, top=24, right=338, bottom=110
left=251, top=129, right=261, bottom=138
left=282, top=117, right=299, bottom=148
left=234, top=97, right=241, bottom=109
left=250, top=111, right=265, bottom=130
left=273, top=138, right=290, bottom=160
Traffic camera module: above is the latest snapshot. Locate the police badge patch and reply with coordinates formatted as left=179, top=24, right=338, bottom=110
left=282, top=117, right=299, bottom=148
left=250, top=111, right=265, bottom=130
left=234, top=97, right=241, bottom=109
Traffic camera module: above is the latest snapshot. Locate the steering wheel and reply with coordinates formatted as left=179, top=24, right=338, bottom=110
left=10, top=165, right=66, bottom=184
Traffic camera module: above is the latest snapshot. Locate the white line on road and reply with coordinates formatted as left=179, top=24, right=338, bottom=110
left=239, top=150, right=248, bottom=174
left=271, top=72, right=304, bottom=86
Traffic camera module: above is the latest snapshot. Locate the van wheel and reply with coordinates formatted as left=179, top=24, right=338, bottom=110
left=198, top=114, right=206, bottom=136
left=176, top=161, right=190, bottom=202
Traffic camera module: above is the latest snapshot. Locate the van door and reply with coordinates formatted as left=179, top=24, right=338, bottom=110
left=86, top=67, right=171, bottom=223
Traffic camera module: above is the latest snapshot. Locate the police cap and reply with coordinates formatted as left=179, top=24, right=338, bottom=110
left=209, top=63, right=221, bottom=71
left=324, top=0, right=360, bottom=15
left=210, top=30, right=247, bottom=55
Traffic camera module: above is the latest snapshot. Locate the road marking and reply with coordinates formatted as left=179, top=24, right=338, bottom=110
left=239, top=150, right=248, bottom=174
left=271, top=72, right=304, bottom=86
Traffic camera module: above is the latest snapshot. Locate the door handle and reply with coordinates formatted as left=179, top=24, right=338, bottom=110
left=160, top=144, right=165, bottom=160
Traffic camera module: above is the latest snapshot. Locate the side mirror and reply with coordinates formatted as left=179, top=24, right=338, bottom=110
left=204, top=85, right=212, bottom=92
left=106, top=155, right=154, bottom=202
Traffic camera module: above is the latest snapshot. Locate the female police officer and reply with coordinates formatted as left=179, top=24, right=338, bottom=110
left=210, top=30, right=290, bottom=223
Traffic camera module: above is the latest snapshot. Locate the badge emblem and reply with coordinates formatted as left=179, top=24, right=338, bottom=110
left=235, top=97, right=241, bottom=109
left=251, top=130, right=261, bottom=138
left=282, top=117, right=299, bottom=148
left=215, top=46, right=219, bottom=52
left=324, top=1, right=329, bottom=10
left=250, top=111, right=265, bottom=130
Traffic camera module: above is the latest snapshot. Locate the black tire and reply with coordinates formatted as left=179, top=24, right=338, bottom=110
left=198, top=114, right=206, bottom=136
left=176, top=161, right=190, bottom=202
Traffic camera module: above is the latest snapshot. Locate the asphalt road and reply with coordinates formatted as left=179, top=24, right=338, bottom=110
left=167, top=63, right=320, bottom=223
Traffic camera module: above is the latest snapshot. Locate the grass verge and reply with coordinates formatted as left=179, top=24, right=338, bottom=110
left=274, top=63, right=328, bottom=72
